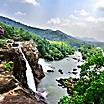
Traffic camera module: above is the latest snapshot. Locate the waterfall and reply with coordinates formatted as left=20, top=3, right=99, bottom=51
left=12, top=43, right=47, bottom=99
left=19, top=47, right=36, bottom=92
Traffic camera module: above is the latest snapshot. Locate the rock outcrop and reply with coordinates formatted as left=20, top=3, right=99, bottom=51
left=22, top=41, right=45, bottom=85
left=0, top=71, right=46, bottom=104
left=0, top=48, right=28, bottom=88
left=0, top=40, right=46, bottom=104
left=56, top=78, right=78, bottom=95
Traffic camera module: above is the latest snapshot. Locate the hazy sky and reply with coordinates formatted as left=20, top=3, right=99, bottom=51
left=0, top=0, right=104, bottom=41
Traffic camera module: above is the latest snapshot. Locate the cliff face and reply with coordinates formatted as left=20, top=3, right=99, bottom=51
left=0, top=71, right=45, bottom=104
left=0, top=41, right=46, bottom=104
left=0, top=47, right=28, bottom=88
left=22, top=41, right=45, bottom=85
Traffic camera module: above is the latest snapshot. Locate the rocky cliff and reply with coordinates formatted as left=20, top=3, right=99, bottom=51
left=0, top=71, right=45, bottom=104
left=22, top=41, right=45, bottom=86
left=0, top=40, right=46, bottom=104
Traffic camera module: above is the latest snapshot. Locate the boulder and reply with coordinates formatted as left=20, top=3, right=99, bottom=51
left=73, top=68, right=77, bottom=71
left=47, top=70, right=54, bottom=72
left=72, top=71, right=78, bottom=75
left=0, top=71, right=46, bottom=104
left=58, top=69, right=63, bottom=74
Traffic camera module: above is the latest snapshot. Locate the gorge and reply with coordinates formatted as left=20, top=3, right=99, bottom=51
left=0, top=40, right=83, bottom=104
left=0, top=16, right=104, bottom=104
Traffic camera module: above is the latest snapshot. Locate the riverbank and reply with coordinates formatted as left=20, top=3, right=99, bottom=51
left=0, top=39, right=83, bottom=104
left=38, top=52, right=83, bottom=104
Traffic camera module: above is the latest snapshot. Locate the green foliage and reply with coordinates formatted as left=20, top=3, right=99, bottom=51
left=0, top=22, right=75, bottom=60
left=59, top=47, right=104, bottom=104
left=36, top=39, right=74, bottom=60
left=2, top=61, right=13, bottom=71
left=0, top=39, right=5, bottom=47
left=59, top=96, right=70, bottom=104
left=79, top=44, right=102, bottom=60
left=59, top=94, right=84, bottom=104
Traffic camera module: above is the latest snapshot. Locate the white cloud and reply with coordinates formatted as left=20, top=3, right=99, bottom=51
left=95, top=0, right=104, bottom=10
left=47, top=18, right=61, bottom=25
left=85, top=16, right=97, bottom=23
left=97, top=17, right=104, bottom=22
left=86, top=16, right=104, bottom=23
left=47, top=6, right=104, bottom=41
left=69, top=14, right=79, bottom=20
left=74, top=9, right=89, bottom=16
left=80, top=10, right=89, bottom=16
left=47, top=16, right=85, bottom=27
left=22, top=0, right=39, bottom=6
left=15, top=11, right=26, bottom=16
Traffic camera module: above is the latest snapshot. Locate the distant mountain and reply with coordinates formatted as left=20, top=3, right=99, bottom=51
left=2, top=16, right=104, bottom=47
left=0, top=16, right=74, bottom=40
left=0, top=16, right=84, bottom=47
left=77, top=37, right=98, bottom=42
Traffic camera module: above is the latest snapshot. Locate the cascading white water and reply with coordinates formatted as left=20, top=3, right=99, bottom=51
left=12, top=43, right=47, bottom=98
left=38, top=58, right=53, bottom=73
left=19, top=47, right=36, bottom=92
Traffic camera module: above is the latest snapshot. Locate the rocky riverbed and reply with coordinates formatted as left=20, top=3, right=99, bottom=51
left=38, top=51, right=83, bottom=104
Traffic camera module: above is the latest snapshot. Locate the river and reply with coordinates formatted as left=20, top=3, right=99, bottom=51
left=38, top=51, right=83, bottom=104
left=12, top=42, right=83, bottom=104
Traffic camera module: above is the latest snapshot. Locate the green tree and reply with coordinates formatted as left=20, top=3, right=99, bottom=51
left=59, top=48, right=104, bottom=104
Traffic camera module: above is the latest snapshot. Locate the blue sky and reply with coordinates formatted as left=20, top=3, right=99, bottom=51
left=0, top=0, right=104, bottom=41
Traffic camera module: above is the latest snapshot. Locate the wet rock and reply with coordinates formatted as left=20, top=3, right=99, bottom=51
left=78, top=59, right=80, bottom=62
left=33, top=64, right=45, bottom=84
left=73, top=68, right=77, bottom=71
left=77, top=65, right=80, bottom=68
left=6, top=39, right=14, bottom=43
left=72, top=71, right=78, bottom=75
left=57, top=84, right=62, bottom=87
left=44, top=56, right=54, bottom=61
left=67, top=87, right=73, bottom=96
left=73, top=57, right=77, bottom=60
left=47, top=70, right=54, bottom=72
left=73, top=78, right=79, bottom=84
left=68, top=72, right=71, bottom=74
left=58, top=69, right=63, bottom=74
left=56, top=78, right=66, bottom=88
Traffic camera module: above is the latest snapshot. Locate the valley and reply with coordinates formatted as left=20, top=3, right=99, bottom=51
left=0, top=16, right=104, bottom=104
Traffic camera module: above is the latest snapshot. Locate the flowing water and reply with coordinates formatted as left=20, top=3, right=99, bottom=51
left=13, top=43, right=83, bottom=103
left=38, top=51, right=83, bottom=104
left=19, top=47, right=36, bottom=92
left=12, top=43, right=47, bottom=98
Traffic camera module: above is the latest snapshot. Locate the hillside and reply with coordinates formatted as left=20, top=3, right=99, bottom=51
left=0, top=16, right=83, bottom=47
left=0, top=21, right=75, bottom=61
left=0, top=16, right=104, bottom=48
